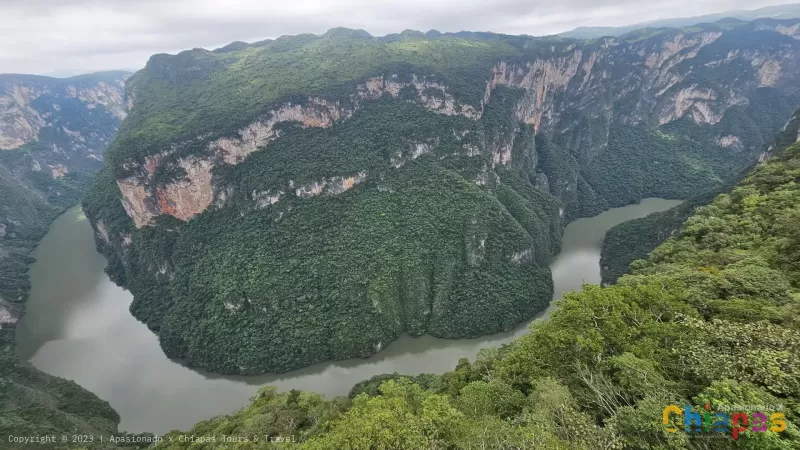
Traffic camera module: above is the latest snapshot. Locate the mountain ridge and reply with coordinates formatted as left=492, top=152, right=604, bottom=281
left=84, top=17, right=800, bottom=375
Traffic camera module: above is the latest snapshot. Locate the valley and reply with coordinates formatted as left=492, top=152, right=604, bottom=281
left=1, top=10, right=800, bottom=448
left=85, top=18, right=800, bottom=375
left=15, top=198, right=679, bottom=433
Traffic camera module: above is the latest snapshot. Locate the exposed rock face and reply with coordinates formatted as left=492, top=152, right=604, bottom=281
left=117, top=74, right=485, bottom=227
left=770, top=23, right=800, bottom=39
left=295, top=172, right=367, bottom=198
left=0, top=85, right=44, bottom=149
left=117, top=178, right=154, bottom=228
left=359, top=75, right=481, bottom=118
left=645, top=32, right=722, bottom=69
left=758, top=60, right=782, bottom=87
left=48, top=164, right=68, bottom=178
left=95, top=220, right=110, bottom=243
left=252, top=190, right=283, bottom=209
left=85, top=21, right=800, bottom=374
left=659, top=85, right=720, bottom=125
left=212, top=98, right=346, bottom=165
left=119, top=154, right=215, bottom=226
left=67, top=81, right=128, bottom=120
left=716, top=135, right=743, bottom=149
left=155, top=158, right=214, bottom=221
left=511, top=249, right=534, bottom=264
left=111, top=22, right=800, bottom=229
left=487, top=55, right=584, bottom=132
left=0, top=298, right=19, bottom=326
left=0, top=72, right=128, bottom=152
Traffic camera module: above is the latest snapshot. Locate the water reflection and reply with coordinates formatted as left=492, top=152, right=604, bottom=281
left=15, top=198, right=681, bottom=434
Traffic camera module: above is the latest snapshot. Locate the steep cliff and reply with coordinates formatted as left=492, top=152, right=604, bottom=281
left=0, top=71, right=128, bottom=438
left=85, top=18, right=800, bottom=374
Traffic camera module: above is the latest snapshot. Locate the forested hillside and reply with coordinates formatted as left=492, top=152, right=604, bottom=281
left=600, top=108, right=800, bottom=284
left=153, top=136, right=800, bottom=449
left=0, top=72, right=128, bottom=440
left=85, top=18, right=800, bottom=374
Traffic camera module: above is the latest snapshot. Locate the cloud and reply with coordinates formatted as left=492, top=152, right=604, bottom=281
left=0, top=0, right=790, bottom=75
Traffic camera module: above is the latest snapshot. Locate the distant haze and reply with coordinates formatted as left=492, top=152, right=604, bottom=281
left=1, top=0, right=798, bottom=75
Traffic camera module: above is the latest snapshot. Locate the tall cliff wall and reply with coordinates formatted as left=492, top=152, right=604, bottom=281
left=84, top=19, right=800, bottom=374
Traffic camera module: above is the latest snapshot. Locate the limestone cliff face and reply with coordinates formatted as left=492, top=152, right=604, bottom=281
left=110, top=22, right=800, bottom=229
left=0, top=84, right=45, bottom=150
left=0, top=72, right=128, bottom=149
left=85, top=19, right=800, bottom=374
left=97, top=19, right=800, bottom=253
left=484, top=28, right=800, bottom=165
left=115, top=75, right=484, bottom=227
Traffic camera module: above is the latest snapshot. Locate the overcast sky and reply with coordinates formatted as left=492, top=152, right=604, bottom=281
left=0, top=0, right=794, bottom=76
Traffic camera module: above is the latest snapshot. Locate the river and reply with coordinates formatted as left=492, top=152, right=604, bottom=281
left=14, top=198, right=681, bottom=434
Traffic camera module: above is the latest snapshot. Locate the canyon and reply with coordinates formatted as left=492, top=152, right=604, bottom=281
left=0, top=71, right=129, bottom=438
left=83, top=18, right=800, bottom=375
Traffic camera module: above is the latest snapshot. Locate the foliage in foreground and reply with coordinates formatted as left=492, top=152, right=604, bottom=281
left=153, top=147, right=800, bottom=449
left=599, top=110, right=800, bottom=285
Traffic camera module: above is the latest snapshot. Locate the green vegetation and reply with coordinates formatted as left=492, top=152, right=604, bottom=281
left=0, top=72, right=128, bottom=445
left=89, top=92, right=564, bottom=374
left=111, top=30, right=522, bottom=172
left=0, top=159, right=121, bottom=443
left=601, top=107, right=800, bottom=284
left=86, top=21, right=800, bottom=374
left=154, top=141, right=800, bottom=449
left=600, top=185, right=730, bottom=284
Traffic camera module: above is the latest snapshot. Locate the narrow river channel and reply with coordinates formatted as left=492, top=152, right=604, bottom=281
left=15, top=198, right=681, bottom=434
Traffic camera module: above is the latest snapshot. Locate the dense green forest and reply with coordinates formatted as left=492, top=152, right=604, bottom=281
left=150, top=139, right=800, bottom=449
left=88, top=90, right=565, bottom=374
left=0, top=161, right=122, bottom=442
left=85, top=19, right=800, bottom=374
left=601, top=109, right=800, bottom=284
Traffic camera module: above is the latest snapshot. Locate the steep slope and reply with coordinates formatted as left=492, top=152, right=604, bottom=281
left=85, top=18, right=800, bottom=374
left=600, top=107, right=800, bottom=284
left=0, top=71, right=128, bottom=439
left=154, top=135, right=800, bottom=450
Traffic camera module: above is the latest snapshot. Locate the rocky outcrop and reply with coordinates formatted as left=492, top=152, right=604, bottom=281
left=645, top=32, right=722, bottom=69
left=295, top=172, right=367, bottom=198
left=119, top=155, right=214, bottom=227
left=768, top=23, right=800, bottom=39
left=0, top=72, right=128, bottom=152
left=67, top=81, right=128, bottom=120
left=117, top=74, right=484, bottom=227
left=0, top=85, right=45, bottom=150
left=48, top=164, right=68, bottom=178
left=716, top=135, right=743, bottom=149
left=212, top=98, right=347, bottom=164
left=155, top=158, right=214, bottom=221
left=252, top=190, right=283, bottom=209
left=487, top=54, right=584, bottom=132
left=757, top=60, right=782, bottom=87
left=659, top=85, right=720, bottom=125
left=359, top=75, right=481, bottom=118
